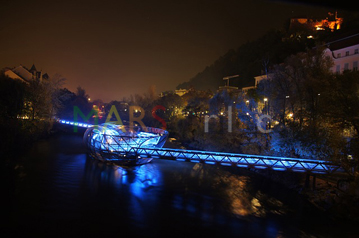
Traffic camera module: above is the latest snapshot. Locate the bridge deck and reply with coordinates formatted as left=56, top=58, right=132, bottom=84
left=135, top=147, right=344, bottom=174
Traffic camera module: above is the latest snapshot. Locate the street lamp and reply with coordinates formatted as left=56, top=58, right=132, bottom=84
left=283, top=96, right=289, bottom=124
left=264, top=98, right=268, bottom=115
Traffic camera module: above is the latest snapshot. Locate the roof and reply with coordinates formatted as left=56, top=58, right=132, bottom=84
left=326, top=31, right=359, bottom=51
left=3, top=64, right=49, bottom=82
left=12, top=65, right=33, bottom=81
left=29, top=64, right=37, bottom=72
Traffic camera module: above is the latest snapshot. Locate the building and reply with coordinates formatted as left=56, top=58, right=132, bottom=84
left=3, top=64, right=49, bottom=83
left=289, top=12, right=343, bottom=32
left=160, top=88, right=189, bottom=97
left=174, top=88, right=188, bottom=97
left=324, top=32, right=359, bottom=73
left=218, top=85, right=239, bottom=92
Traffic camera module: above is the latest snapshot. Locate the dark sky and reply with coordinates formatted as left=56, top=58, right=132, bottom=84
left=0, top=0, right=336, bottom=102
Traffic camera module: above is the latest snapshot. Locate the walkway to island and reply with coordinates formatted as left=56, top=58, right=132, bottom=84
left=58, top=119, right=345, bottom=174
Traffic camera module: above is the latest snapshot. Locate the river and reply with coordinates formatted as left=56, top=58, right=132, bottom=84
left=4, top=133, right=356, bottom=237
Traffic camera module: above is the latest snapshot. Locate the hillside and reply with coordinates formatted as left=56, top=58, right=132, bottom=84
left=176, top=30, right=315, bottom=91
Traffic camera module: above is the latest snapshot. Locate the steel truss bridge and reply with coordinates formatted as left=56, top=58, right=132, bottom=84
left=59, top=119, right=345, bottom=175
left=133, top=147, right=343, bottom=174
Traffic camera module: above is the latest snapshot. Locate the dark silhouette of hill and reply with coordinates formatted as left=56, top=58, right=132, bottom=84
left=177, top=11, right=359, bottom=92
left=176, top=30, right=312, bottom=91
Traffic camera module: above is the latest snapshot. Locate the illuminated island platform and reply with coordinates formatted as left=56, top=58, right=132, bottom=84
left=83, top=123, right=169, bottom=166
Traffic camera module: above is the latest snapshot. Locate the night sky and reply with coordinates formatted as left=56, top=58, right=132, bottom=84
left=0, top=0, right=336, bottom=102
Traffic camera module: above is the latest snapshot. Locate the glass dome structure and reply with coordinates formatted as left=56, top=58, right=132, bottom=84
left=84, top=123, right=168, bottom=165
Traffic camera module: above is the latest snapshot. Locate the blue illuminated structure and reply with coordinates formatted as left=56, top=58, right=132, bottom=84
left=59, top=119, right=93, bottom=128
left=83, top=122, right=168, bottom=165
left=135, top=147, right=343, bottom=174
left=58, top=119, right=344, bottom=173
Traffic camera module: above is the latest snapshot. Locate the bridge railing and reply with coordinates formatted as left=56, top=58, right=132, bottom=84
left=135, top=147, right=344, bottom=174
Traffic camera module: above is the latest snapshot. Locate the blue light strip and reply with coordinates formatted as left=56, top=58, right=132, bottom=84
left=58, top=119, right=93, bottom=128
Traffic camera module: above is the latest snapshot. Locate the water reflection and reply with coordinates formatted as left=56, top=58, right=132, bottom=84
left=180, top=163, right=288, bottom=219
left=9, top=134, right=346, bottom=237
left=84, top=156, right=162, bottom=196
left=84, top=157, right=279, bottom=233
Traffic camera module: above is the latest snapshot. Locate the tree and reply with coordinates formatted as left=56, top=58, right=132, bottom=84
left=323, top=70, right=359, bottom=136
left=155, top=93, right=184, bottom=121
left=321, top=70, right=359, bottom=165
left=55, top=88, right=76, bottom=119
left=76, top=86, right=89, bottom=99
left=0, top=75, right=26, bottom=119
left=73, top=86, right=92, bottom=119
left=48, top=74, right=67, bottom=118
left=258, top=47, right=346, bottom=160
left=26, top=79, right=52, bottom=120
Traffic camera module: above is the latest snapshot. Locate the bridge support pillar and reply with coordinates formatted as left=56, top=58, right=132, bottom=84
left=305, top=174, right=316, bottom=190
left=312, top=175, right=316, bottom=190
left=305, top=174, right=310, bottom=188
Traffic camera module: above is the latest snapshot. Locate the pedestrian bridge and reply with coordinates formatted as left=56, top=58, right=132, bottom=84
left=58, top=119, right=345, bottom=174
left=135, top=147, right=343, bottom=174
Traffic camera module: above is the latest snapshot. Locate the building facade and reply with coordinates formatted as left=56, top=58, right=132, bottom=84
left=324, top=33, right=359, bottom=73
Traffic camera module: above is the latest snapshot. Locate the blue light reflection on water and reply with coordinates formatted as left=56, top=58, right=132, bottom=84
left=8, top=134, right=348, bottom=237
left=80, top=157, right=287, bottom=237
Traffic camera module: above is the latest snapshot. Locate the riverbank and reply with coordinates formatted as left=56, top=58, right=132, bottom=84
left=0, top=119, right=54, bottom=160
left=1, top=118, right=55, bottom=228
left=300, top=175, right=359, bottom=222
left=254, top=167, right=359, bottom=224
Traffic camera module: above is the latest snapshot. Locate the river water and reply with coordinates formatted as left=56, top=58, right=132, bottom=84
left=4, top=133, right=356, bottom=237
